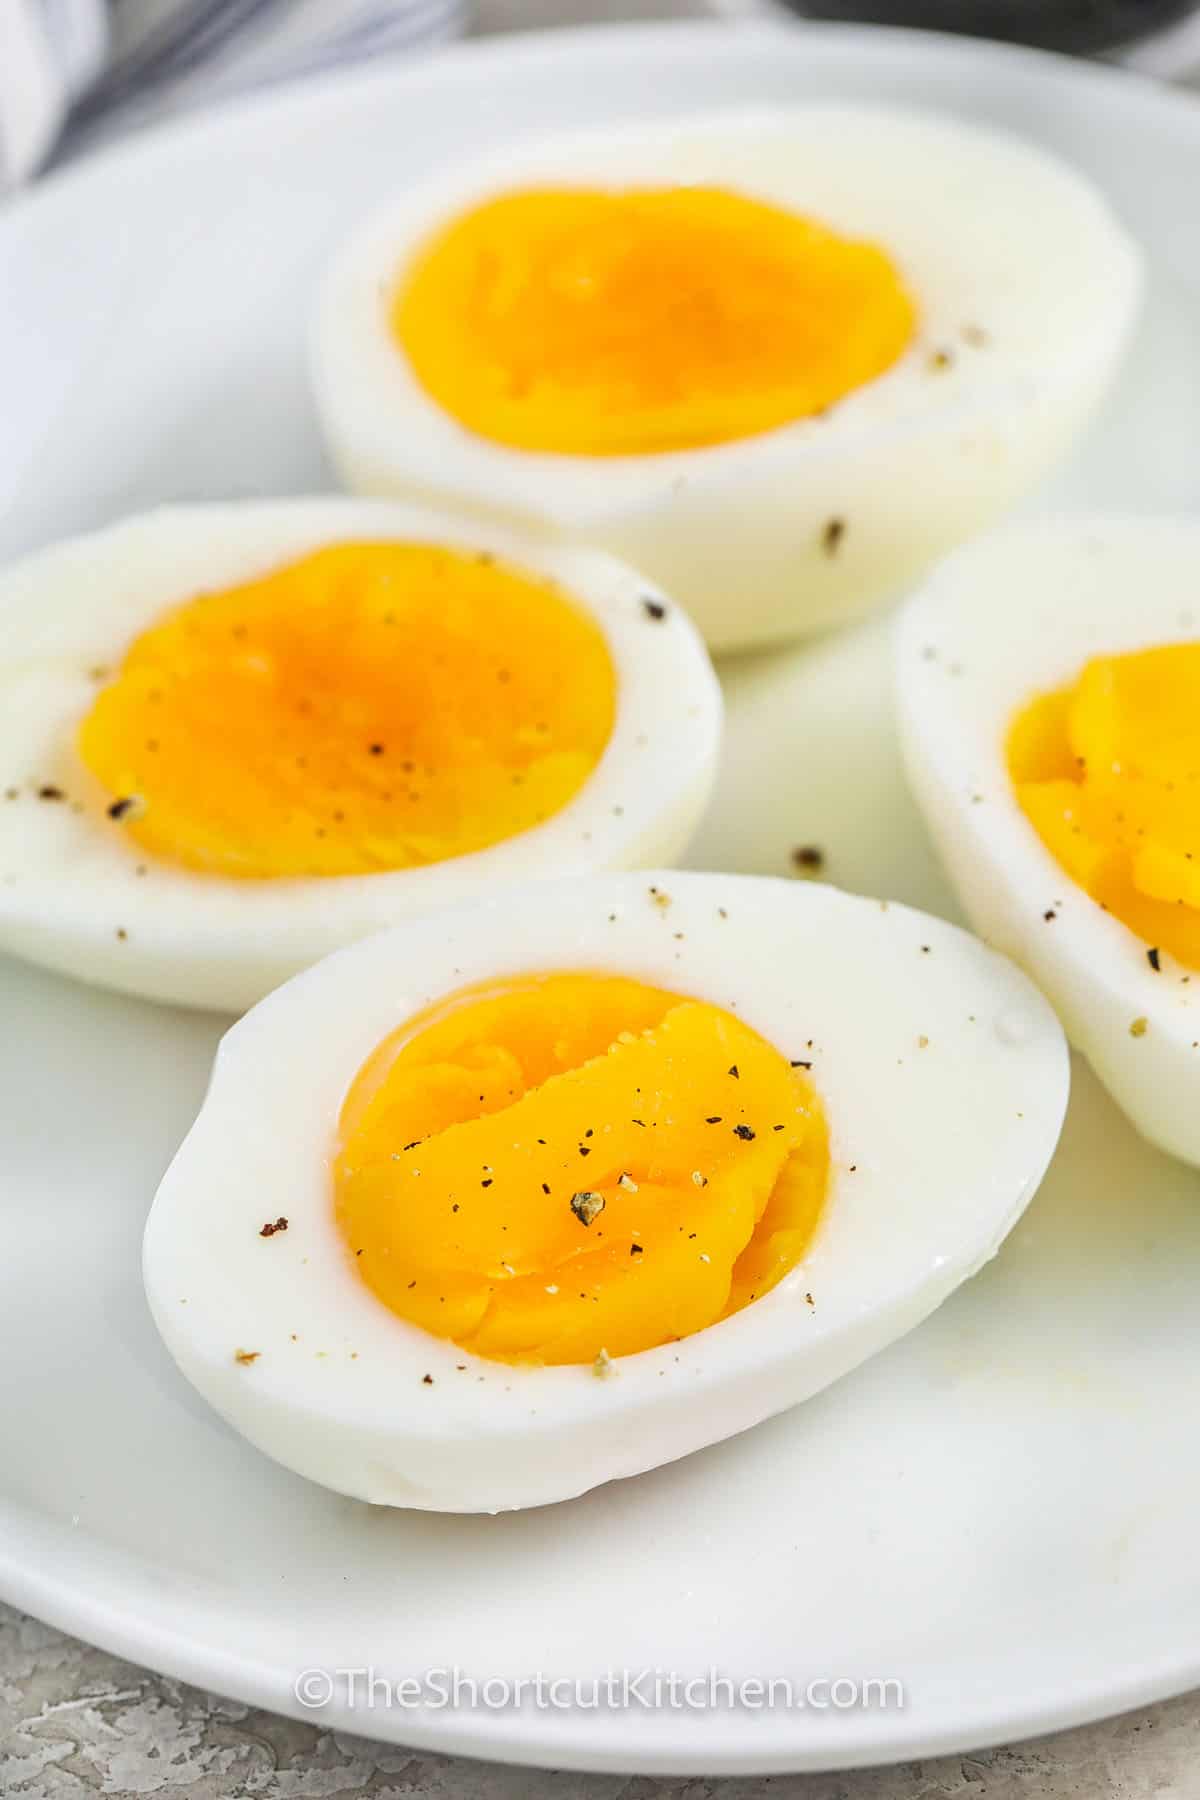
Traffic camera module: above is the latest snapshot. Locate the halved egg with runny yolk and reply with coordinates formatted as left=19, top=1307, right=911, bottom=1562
left=314, top=106, right=1142, bottom=650
left=1009, top=644, right=1200, bottom=969
left=142, top=870, right=1069, bottom=1511
left=392, top=185, right=917, bottom=456
left=896, top=516, right=1200, bottom=1170
left=0, top=499, right=721, bottom=1009
left=335, top=972, right=828, bottom=1365
left=77, top=540, right=616, bottom=880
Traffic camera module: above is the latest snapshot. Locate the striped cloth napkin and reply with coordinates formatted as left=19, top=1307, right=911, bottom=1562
left=0, top=0, right=467, bottom=187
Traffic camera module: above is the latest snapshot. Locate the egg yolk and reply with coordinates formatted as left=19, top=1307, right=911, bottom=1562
left=1010, top=642, right=1200, bottom=967
left=392, top=186, right=917, bottom=456
left=77, top=542, right=616, bottom=879
left=335, top=972, right=829, bottom=1365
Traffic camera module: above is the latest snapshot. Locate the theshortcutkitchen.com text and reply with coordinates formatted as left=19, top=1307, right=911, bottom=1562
left=292, top=1665, right=905, bottom=1713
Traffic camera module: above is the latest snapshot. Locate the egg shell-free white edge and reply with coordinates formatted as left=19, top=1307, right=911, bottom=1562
left=897, top=516, right=1200, bottom=1167
left=0, top=498, right=721, bottom=1011
left=143, top=871, right=1069, bottom=1514
left=313, top=105, right=1142, bottom=652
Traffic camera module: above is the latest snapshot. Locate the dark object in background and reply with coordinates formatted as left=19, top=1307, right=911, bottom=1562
left=776, top=0, right=1200, bottom=53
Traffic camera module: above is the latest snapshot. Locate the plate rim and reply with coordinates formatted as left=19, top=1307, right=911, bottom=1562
left=4, top=15, right=1200, bottom=1776
left=3, top=1523, right=1199, bottom=1775
left=12, top=14, right=1200, bottom=230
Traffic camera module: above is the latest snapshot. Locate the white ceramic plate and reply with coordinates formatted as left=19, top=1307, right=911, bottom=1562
left=2, top=22, right=1199, bottom=1778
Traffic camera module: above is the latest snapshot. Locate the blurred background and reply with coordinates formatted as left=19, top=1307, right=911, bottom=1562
left=715, top=0, right=1200, bottom=53
left=4, top=0, right=1200, bottom=189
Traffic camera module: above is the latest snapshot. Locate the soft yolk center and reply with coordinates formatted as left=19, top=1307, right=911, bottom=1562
left=77, top=542, right=616, bottom=879
left=1009, top=641, right=1200, bottom=967
left=392, top=185, right=917, bottom=456
left=335, top=973, right=829, bottom=1365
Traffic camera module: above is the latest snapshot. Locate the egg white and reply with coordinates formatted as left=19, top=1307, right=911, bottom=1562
left=897, top=516, right=1200, bottom=1166
left=0, top=498, right=721, bottom=1012
left=312, top=105, right=1142, bottom=653
left=143, top=870, right=1068, bottom=1513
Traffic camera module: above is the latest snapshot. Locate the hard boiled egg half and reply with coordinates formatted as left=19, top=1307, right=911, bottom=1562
left=143, top=871, right=1068, bottom=1513
left=0, top=498, right=719, bottom=1011
left=313, top=105, right=1141, bottom=652
left=898, top=517, right=1200, bottom=1167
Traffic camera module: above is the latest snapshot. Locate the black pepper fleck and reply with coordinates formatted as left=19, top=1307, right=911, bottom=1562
left=821, top=518, right=845, bottom=556
left=791, top=845, right=825, bottom=874
left=570, top=1190, right=605, bottom=1226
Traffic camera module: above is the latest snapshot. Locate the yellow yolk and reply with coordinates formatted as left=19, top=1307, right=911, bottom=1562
left=335, top=973, right=829, bottom=1364
left=1010, top=642, right=1200, bottom=967
left=392, top=186, right=917, bottom=456
left=77, top=542, right=616, bottom=879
